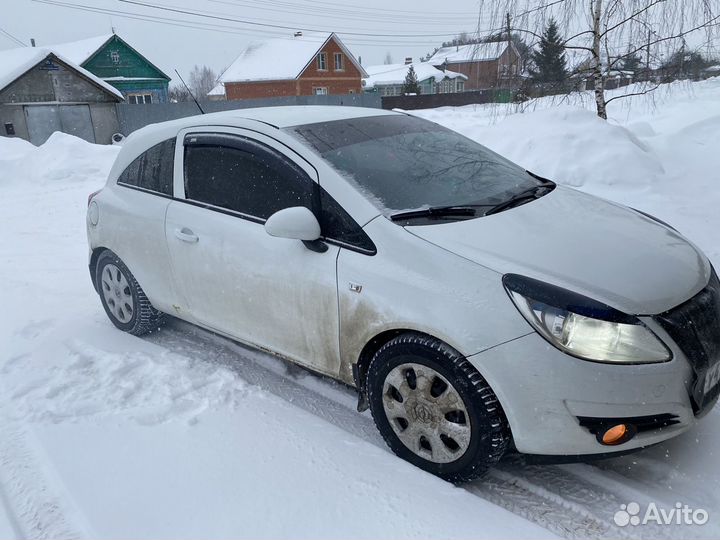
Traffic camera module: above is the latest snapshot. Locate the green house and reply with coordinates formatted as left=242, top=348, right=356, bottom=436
left=52, top=33, right=170, bottom=103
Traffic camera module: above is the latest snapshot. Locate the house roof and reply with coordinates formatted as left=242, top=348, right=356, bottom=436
left=47, top=33, right=171, bottom=80
left=220, top=31, right=367, bottom=83
left=207, top=82, right=225, bottom=97
left=363, top=62, right=467, bottom=89
left=0, top=46, right=124, bottom=100
left=49, top=34, right=114, bottom=65
left=427, top=42, right=511, bottom=64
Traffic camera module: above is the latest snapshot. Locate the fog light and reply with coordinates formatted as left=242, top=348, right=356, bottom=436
left=601, top=423, right=635, bottom=445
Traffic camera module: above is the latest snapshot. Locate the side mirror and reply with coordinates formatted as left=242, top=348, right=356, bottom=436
left=265, top=206, right=321, bottom=241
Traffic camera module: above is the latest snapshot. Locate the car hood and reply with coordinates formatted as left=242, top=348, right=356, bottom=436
left=406, top=186, right=710, bottom=315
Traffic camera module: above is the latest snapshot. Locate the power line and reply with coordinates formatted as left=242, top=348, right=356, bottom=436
left=200, top=0, right=480, bottom=32
left=31, top=0, right=469, bottom=47
left=207, top=0, right=481, bottom=24
left=289, top=0, right=480, bottom=17
left=0, top=26, right=26, bottom=46
left=116, top=0, right=475, bottom=38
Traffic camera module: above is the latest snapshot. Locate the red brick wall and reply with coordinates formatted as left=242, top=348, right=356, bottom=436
left=225, top=80, right=297, bottom=100
left=225, top=36, right=362, bottom=100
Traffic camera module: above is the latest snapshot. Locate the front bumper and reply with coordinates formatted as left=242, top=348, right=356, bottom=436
left=467, top=329, right=709, bottom=456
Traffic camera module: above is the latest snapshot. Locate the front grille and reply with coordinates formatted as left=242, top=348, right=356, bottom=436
left=655, top=267, right=720, bottom=413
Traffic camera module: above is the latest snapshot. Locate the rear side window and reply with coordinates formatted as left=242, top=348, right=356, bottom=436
left=183, top=134, right=313, bottom=220
left=117, top=138, right=175, bottom=196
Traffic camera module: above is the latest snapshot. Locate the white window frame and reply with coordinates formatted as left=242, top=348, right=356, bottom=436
left=128, top=93, right=153, bottom=104
left=317, top=52, right=327, bottom=70
left=334, top=52, right=344, bottom=71
left=110, top=50, right=120, bottom=64
left=313, top=87, right=328, bottom=95
left=456, top=80, right=465, bottom=92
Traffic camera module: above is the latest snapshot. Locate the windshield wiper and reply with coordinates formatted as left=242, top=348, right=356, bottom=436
left=390, top=205, right=479, bottom=222
left=484, top=181, right=555, bottom=216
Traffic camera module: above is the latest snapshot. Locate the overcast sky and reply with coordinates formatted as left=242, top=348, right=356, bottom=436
left=1, top=0, right=488, bottom=83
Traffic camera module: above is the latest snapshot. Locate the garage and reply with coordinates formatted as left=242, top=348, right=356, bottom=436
left=0, top=47, right=123, bottom=145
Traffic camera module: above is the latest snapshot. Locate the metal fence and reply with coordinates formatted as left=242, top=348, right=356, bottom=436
left=115, top=93, right=381, bottom=135
left=380, top=89, right=512, bottom=110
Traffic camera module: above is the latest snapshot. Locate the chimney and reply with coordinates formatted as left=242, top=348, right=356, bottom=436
left=404, top=57, right=412, bottom=65
left=30, top=38, right=36, bottom=47
left=294, top=31, right=303, bottom=37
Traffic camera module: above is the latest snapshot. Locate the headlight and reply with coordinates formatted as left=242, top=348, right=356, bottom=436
left=503, top=274, right=671, bottom=364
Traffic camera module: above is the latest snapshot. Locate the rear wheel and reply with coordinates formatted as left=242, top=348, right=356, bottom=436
left=95, top=250, right=166, bottom=336
left=367, top=333, right=510, bottom=483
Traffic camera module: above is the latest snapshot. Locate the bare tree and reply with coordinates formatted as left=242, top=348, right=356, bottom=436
left=479, top=0, right=720, bottom=119
left=188, top=64, right=218, bottom=100
left=383, top=51, right=394, bottom=65
left=169, top=84, right=191, bottom=103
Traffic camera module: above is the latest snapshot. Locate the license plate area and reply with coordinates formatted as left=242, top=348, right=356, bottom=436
left=694, top=358, right=720, bottom=413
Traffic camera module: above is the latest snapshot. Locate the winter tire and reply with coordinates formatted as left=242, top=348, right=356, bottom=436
left=95, top=250, right=166, bottom=336
left=367, top=332, right=510, bottom=483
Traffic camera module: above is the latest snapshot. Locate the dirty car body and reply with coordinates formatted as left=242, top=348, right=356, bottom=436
left=87, top=106, right=720, bottom=479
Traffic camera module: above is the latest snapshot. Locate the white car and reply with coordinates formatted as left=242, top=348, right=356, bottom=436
left=87, top=106, right=720, bottom=482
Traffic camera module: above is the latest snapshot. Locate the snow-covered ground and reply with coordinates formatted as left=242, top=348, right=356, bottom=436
left=1, top=78, right=720, bottom=539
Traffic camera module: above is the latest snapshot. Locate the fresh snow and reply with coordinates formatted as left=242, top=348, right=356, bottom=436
left=220, top=32, right=366, bottom=83
left=363, top=62, right=466, bottom=90
left=2, top=77, right=720, bottom=539
left=426, top=42, right=510, bottom=64
left=221, top=32, right=333, bottom=82
left=207, top=81, right=225, bottom=97
left=46, top=34, right=113, bottom=66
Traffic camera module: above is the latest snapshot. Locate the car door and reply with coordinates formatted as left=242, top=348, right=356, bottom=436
left=105, top=137, right=179, bottom=314
left=164, top=127, right=342, bottom=376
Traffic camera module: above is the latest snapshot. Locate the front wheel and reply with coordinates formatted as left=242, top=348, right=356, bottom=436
left=367, top=333, right=510, bottom=483
left=95, top=250, right=166, bottom=336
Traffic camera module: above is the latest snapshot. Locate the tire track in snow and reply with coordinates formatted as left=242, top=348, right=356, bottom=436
left=148, top=319, right=656, bottom=539
left=0, top=424, right=83, bottom=539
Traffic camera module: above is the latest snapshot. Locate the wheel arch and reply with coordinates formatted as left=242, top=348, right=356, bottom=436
left=353, top=328, right=466, bottom=408
left=89, top=246, right=111, bottom=292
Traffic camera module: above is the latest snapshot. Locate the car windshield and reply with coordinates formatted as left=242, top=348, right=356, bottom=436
left=287, top=114, right=541, bottom=218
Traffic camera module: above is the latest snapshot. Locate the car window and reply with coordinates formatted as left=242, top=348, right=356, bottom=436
left=183, top=134, right=313, bottom=220
left=117, top=139, right=175, bottom=196
left=319, top=189, right=375, bottom=253
left=287, top=115, right=539, bottom=215
left=183, top=132, right=375, bottom=253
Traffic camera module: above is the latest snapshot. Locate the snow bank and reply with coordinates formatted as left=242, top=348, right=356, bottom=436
left=415, top=105, right=664, bottom=190
left=0, top=132, right=119, bottom=186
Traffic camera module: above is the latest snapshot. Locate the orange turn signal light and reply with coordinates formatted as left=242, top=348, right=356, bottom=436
left=602, top=424, right=630, bottom=445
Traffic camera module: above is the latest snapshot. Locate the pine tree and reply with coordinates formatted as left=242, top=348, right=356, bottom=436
left=620, top=50, right=643, bottom=73
left=530, top=18, right=567, bottom=83
left=402, top=65, right=421, bottom=95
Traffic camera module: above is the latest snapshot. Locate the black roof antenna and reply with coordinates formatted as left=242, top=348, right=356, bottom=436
left=174, top=69, right=205, bottom=114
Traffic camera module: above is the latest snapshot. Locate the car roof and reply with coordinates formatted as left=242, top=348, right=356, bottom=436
left=110, top=106, right=404, bottom=186
left=144, top=105, right=400, bottom=133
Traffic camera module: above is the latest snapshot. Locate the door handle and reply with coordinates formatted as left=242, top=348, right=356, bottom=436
left=174, top=227, right=199, bottom=243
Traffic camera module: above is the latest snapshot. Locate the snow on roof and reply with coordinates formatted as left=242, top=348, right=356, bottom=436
left=427, top=42, right=509, bottom=64
left=208, top=82, right=225, bottom=97
left=363, top=62, right=466, bottom=89
left=48, top=34, right=113, bottom=65
left=0, top=46, right=124, bottom=100
left=220, top=32, right=366, bottom=83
